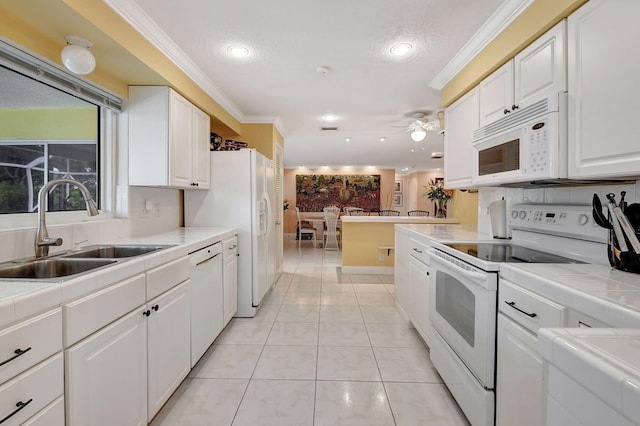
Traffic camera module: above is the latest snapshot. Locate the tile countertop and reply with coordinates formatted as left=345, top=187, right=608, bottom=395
left=539, top=328, right=640, bottom=424
left=0, top=226, right=236, bottom=329
left=396, top=223, right=495, bottom=243
left=500, top=263, right=640, bottom=328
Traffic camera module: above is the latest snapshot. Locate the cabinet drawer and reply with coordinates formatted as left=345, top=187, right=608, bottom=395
left=146, top=256, right=189, bottom=300
left=0, top=308, right=61, bottom=385
left=0, top=353, right=63, bottom=426
left=408, top=238, right=430, bottom=265
left=223, top=236, right=238, bottom=257
left=499, top=279, right=566, bottom=334
left=63, top=274, right=146, bottom=347
left=22, top=395, right=64, bottom=426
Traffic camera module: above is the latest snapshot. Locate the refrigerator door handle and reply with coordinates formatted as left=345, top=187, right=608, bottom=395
left=263, top=192, right=273, bottom=236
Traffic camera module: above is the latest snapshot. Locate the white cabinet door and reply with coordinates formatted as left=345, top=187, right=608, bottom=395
left=66, top=308, right=147, bottom=426
left=514, top=20, right=566, bottom=109
left=568, top=0, right=640, bottom=178
left=223, top=251, right=238, bottom=325
left=444, top=86, right=479, bottom=189
left=479, top=61, right=514, bottom=127
left=495, top=313, right=544, bottom=426
left=147, top=281, right=190, bottom=421
left=169, top=90, right=193, bottom=188
left=393, top=231, right=410, bottom=319
left=408, top=255, right=430, bottom=346
left=192, top=106, right=211, bottom=189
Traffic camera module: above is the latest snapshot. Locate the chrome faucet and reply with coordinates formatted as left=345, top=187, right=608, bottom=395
left=35, top=178, right=99, bottom=258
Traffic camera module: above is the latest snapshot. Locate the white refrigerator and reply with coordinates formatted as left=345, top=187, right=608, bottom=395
left=184, top=149, right=275, bottom=317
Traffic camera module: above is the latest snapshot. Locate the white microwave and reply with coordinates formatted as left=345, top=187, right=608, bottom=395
left=471, top=92, right=567, bottom=186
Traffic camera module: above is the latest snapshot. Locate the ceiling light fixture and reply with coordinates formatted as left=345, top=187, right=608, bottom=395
left=345, top=137, right=351, bottom=142
left=390, top=42, right=412, bottom=56
left=227, top=45, right=249, bottom=57
left=321, top=114, right=338, bottom=122
left=61, top=35, right=96, bottom=75
left=379, top=137, right=386, bottom=142
left=410, top=129, right=426, bottom=142
left=316, top=65, right=331, bottom=74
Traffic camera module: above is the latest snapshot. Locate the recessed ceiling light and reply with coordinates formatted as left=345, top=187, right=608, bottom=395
left=227, top=45, right=249, bottom=57
left=390, top=43, right=412, bottom=56
left=321, top=114, right=338, bottom=122
left=345, top=137, right=351, bottom=142
left=379, top=137, right=386, bottom=142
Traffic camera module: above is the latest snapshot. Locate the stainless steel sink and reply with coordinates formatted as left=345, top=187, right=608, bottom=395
left=62, top=245, right=171, bottom=259
left=0, top=258, right=117, bottom=280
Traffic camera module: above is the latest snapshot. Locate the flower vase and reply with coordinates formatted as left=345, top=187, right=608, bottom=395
left=435, top=200, right=446, bottom=218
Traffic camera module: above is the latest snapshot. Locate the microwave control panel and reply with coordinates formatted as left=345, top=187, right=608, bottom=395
left=522, top=118, right=553, bottom=177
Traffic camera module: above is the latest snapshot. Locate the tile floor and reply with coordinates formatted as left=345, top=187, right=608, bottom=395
left=151, top=240, right=469, bottom=425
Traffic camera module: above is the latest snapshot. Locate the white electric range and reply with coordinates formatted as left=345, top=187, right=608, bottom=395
left=426, top=204, right=608, bottom=426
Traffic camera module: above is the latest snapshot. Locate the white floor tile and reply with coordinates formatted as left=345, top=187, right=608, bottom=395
left=319, top=305, right=363, bottom=323
left=320, top=292, right=359, bottom=306
left=353, top=283, right=390, bottom=293
left=150, top=378, right=247, bottom=426
left=366, top=323, right=426, bottom=348
left=189, top=344, right=262, bottom=379
left=319, top=322, right=371, bottom=346
left=373, top=347, right=442, bottom=383
left=233, top=380, right=315, bottom=426
left=276, top=304, right=320, bottom=322
left=215, top=320, right=273, bottom=345
left=350, top=274, right=382, bottom=283
left=360, top=306, right=406, bottom=324
left=266, top=322, right=319, bottom=346
left=252, top=345, right=317, bottom=380
left=314, top=381, right=395, bottom=426
left=282, top=291, right=321, bottom=305
left=355, top=292, right=395, bottom=306
left=385, top=382, right=470, bottom=426
left=321, top=283, right=354, bottom=293
left=317, top=346, right=381, bottom=381
left=253, top=304, right=280, bottom=322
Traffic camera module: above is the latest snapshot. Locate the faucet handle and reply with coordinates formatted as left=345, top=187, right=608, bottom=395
left=38, top=237, right=63, bottom=248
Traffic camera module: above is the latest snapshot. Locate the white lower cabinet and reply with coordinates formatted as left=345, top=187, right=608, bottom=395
left=147, top=281, right=191, bottom=421
left=393, top=230, right=410, bottom=319
left=66, top=280, right=190, bottom=425
left=66, top=307, right=148, bottom=426
left=495, top=313, right=544, bottom=426
left=0, top=353, right=63, bottom=426
left=223, top=237, right=238, bottom=325
left=408, top=254, right=431, bottom=346
left=22, top=395, right=65, bottom=426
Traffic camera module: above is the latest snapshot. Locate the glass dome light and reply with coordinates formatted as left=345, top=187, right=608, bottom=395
left=410, top=129, right=426, bottom=142
left=61, top=35, right=96, bottom=75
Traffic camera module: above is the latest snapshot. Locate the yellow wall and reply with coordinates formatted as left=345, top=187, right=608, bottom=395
left=237, top=123, right=276, bottom=159
left=449, top=190, right=478, bottom=226
left=0, top=108, right=97, bottom=139
left=442, top=0, right=588, bottom=106
left=342, top=222, right=395, bottom=268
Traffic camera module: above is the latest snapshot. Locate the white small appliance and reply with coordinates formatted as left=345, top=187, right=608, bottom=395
left=472, top=92, right=567, bottom=186
left=184, top=149, right=275, bottom=317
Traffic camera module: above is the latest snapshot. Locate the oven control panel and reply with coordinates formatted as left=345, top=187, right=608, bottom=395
left=509, top=204, right=606, bottom=242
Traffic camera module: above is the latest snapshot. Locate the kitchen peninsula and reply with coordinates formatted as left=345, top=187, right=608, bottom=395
left=340, top=216, right=458, bottom=274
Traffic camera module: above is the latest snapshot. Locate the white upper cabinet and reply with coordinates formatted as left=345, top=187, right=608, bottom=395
left=129, top=86, right=211, bottom=189
left=479, top=20, right=566, bottom=128
left=567, top=0, right=640, bottom=179
left=444, top=86, right=479, bottom=189
left=479, top=60, right=514, bottom=127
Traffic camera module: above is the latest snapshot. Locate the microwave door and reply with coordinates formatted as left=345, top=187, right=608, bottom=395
left=472, top=129, right=526, bottom=185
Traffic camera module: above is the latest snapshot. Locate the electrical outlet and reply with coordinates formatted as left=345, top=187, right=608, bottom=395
left=379, top=253, right=384, bottom=261
left=154, top=203, right=161, bottom=217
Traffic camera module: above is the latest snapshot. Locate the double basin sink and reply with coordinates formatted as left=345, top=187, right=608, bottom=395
left=0, top=245, right=172, bottom=281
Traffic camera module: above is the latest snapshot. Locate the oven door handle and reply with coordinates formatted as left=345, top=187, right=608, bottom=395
left=428, top=251, right=487, bottom=283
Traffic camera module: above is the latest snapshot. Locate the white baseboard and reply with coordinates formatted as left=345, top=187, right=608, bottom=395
left=340, top=266, right=394, bottom=275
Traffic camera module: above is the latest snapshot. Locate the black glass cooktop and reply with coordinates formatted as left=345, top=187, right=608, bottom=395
left=444, top=243, right=583, bottom=264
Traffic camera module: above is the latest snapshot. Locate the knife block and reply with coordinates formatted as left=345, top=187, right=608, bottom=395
left=608, top=214, right=640, bottom=273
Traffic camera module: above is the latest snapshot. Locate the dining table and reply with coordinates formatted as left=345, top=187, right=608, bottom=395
left=305, top=215, right=342, bottom=248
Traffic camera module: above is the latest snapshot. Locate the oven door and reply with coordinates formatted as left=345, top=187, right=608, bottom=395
left=428, top=249, right=497, bottom=388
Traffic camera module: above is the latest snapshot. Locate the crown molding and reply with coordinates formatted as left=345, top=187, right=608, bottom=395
left=243, top=115, right=287, bottom=136
left=429, top=0, right=535, bottom=90
left=104, top=0, right=245, bottom=121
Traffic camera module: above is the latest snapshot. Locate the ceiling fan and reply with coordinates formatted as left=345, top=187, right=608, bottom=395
left=392, top=112, right=441, bottom=142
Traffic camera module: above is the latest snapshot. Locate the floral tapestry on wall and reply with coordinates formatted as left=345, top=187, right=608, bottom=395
left=296, top=174, right=381, bottom=212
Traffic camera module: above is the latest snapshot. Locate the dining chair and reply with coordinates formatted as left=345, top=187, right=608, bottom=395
left=379, top=210, right=401, bottom=216
left=408, top=210, right=430, bottom=216
left=322, top=209, right=341, bottom=250
left=296, top=207, right=317, bottom=247
left=346, top=208, right=366, bottom=216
